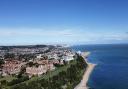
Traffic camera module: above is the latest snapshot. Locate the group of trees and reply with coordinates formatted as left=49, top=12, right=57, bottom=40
left=0, top=75, right=29, bottom=89
left=7, top=75, right=29, bottom=86
left=0, top=59, right=4, bottom=67
left=4, top=53, right=36, bottom=61
left=18, top=54, right=36, bottom=61
left=4, top=53, right=15, bottom=59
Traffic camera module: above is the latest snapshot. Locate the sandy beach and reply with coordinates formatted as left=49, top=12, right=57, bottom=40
left=74, top=52, right=96, bottom=89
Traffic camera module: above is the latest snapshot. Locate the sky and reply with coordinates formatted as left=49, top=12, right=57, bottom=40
left=0, top=0, right=128, bottom=45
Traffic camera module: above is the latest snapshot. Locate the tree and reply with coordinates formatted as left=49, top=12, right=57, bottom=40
left=17, top=66, right=26, bottom=78
left=0, top=59, right=4, bottom=67
left=1, top=80, right=7, bottom=86
left=4, top=53, right=15, bottom=59
left=27, top=62, right=34, bottom=67
left=8, top=75, right=29, bottom=86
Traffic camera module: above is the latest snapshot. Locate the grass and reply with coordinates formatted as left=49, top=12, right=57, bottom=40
left=0, top=75, right=17, bottom=82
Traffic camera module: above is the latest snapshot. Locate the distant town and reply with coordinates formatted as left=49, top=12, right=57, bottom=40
left=0, top=45, right=75, bottom=77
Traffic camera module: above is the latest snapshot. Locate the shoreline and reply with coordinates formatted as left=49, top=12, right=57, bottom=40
left=74, top=52, right=96, bottom=89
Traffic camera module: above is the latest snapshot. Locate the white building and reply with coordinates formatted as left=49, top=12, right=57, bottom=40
left=77, top=51, right=82, bottom=55
left=36, top=54, right=43, bottom=59
left=63, top=54, right=74, bottom=61
left=47, top=54, right=58, bottom=60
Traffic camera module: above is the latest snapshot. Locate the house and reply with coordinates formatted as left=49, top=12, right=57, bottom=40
left=26, top=65, right=47, bottom=77
left=2, top=60, right=24, bottom=76
left=26, top=63, right=55, bottom=77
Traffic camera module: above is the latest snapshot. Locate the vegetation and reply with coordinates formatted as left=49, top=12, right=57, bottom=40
left=19, top=54, right=36, bottom=61
left=7, top=75, right=29, bottom=86
left=0, top=59, right=4, bottom=67
left=4, top=53, right=15, bottom=59
left=0, top=54, right=87, bottom=89
left=0, top=76, right=16, bottom=82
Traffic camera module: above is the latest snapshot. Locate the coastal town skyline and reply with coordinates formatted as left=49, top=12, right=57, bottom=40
left=0, top=0, right=128, bottom=45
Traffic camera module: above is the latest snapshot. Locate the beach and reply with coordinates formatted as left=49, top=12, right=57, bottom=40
left=74, top=52, right=96, bottom=89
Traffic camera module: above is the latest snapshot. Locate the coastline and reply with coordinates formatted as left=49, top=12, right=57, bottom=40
left=74, top=52, right=96, bottom=89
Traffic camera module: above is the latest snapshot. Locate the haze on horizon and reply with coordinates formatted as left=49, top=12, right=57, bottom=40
left=0, top=0, right=128, bottom=45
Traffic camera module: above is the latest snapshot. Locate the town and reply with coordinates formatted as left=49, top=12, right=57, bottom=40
left=0, top=45, right=75, bottom=78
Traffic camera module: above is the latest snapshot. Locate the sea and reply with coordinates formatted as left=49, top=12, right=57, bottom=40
left=71, top=44, right=128, bottom=89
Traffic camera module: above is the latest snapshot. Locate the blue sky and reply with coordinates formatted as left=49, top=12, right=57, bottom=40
left=0, top=0, right=128, bottom=45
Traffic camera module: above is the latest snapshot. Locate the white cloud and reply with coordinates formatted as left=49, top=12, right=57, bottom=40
left=0, top=28, right=77, bottom=37
left=0, top=27, right=128, bottom=44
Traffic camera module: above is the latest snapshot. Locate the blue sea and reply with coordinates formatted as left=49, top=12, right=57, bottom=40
left=71, top=44, right=128, bottom=89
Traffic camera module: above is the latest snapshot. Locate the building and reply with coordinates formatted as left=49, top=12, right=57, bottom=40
left=1, top=60, right=24, bottom=76
left=63, top=54, right=74, bottom=61
left=26, top=63, right=55, bottom=77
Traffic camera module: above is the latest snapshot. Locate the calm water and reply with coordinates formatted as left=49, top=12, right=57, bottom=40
left=71, top=44, right=128, bottom=89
